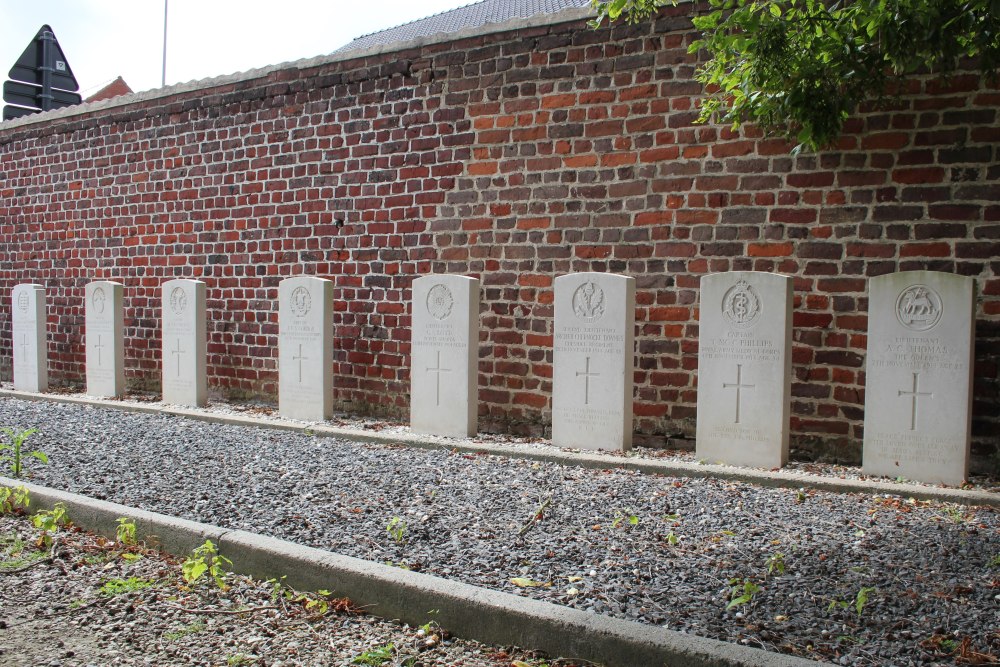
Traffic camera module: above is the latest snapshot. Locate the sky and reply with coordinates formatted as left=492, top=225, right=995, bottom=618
left=1, top=0, right=474, bottom=99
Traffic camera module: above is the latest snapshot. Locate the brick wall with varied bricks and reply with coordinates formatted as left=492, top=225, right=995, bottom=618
left=1, top=7, right=998, bottom=468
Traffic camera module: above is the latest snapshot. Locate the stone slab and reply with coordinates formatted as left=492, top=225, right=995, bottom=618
left=278, top=276, right=333, bottom=421
left=11, top=284, right=48, bottom=392
left=161, top=279, right=207, bottom=407
left=410, top=275, right=480, bottom=438
left=863, top=271, right=975, bottom=485
left=696, top=272, right=793, bottom=469
left=552, top=272, right=635, bottom=451
left=85, top=280, right=125, bottom=397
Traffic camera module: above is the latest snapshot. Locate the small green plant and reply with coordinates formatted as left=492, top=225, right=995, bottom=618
left=163, top=619, right=206, bottom=640
left=99, top=576, right=156, bottom=597
left=386, top=516, right=407, bottom=544
left=0, top=427, right=46, bottom=478
left=828, top=586, right=877, bottom=617
left=181, top=539, right=232, bottom=589
left=853, top=586, right=876, bottom=617
left=612, top=509, right=639, bottom=529
left=988, top=554, right=1000, bottom=568
left=115, top=517, right=138, bottom=545
left=31, top=502, right=68, bottom=548
left=664, top=530, right=679, bottom=546
left=352, top=642, right=395, bottom=666
left=0, top=485, right=30, bottom=513
left=227, top=654, right=256, bottom=666
left=0, top=532, right=47, bottom=571
left=766, top=552, right=786, bottom=576
left=726, top=577, right=761, bottom=610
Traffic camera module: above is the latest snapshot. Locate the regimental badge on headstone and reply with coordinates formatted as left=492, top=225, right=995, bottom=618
left=11, top=284, right=48, bottom=392
left=696, top=272, right=793, bottom=469
left=278, top=277, right=333, bottom=421
left=552, top=272, right=635, bottom=451
left=84, top=280, right=125, bottom=397
left=863, top=271, right=975, bottom=486
left=161, top=279, right=207, bottom=407
left=410, top=275, right=480, bottom=438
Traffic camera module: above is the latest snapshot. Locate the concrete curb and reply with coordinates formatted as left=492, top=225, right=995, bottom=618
left=1, top=477, right=818, bottom=667
left=3, top=388, right=997, bottom=508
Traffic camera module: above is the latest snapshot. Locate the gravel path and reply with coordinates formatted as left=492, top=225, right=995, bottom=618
left=2, top=396, right=999, bottom=666
left=0, top=512, right=579, bottom=666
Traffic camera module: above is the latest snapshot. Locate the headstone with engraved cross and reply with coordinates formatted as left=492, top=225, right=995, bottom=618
left=410, top=275, right=480, bottom=437
left=11, top=284, right=48, bottom=392
left=552, top=272, right=635, bottom=451
left=85, top=280, right=125, bottom=397
left=696, top=271, right=793, bottom=468
left=863, top=271, right=975, bottom=485
left=278, top=276, right=333, bottom=421
left=161, top=279, right=207, bottom=407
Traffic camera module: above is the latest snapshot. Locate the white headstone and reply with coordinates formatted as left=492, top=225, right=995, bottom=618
left=410, top=275, right=480, bottom=438
left=552, top=272, right=635, bottom=451
left=863, top=271, right=975, bottom=485
left=161, top=279, right=207, bottom=407
left=11, top=284, right=48, bottom=392
left=278, top=276, right=333, bottom=421
left=85, top=280, right=125, bottom=397
left=695, top=272, right=793, bottom=468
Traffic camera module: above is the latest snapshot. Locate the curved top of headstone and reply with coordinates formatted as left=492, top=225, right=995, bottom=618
left=162, top=278, right=206, bottom=287
left=869, top=269, right=974, bottom=289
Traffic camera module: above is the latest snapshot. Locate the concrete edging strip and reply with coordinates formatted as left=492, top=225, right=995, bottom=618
left=2, top=388, right=997, bottom=508
left=1, top=477, right=817, bottom=667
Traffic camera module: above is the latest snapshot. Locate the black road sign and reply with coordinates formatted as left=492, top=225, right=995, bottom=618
left=3, top=24, right=81, bottom=120
left=3, top=80, right=81, bottom=108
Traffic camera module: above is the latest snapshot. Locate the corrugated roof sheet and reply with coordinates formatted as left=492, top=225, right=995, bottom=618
left=335, top=0, right=592, bottom=53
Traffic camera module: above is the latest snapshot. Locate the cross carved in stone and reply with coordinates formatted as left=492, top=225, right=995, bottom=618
left=722, top=364, right=755, bottom=424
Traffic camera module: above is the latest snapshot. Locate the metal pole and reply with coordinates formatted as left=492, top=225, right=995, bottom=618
left=161, top=0, right=168, bottom=87
left=40, top=29, right=54, bottom=110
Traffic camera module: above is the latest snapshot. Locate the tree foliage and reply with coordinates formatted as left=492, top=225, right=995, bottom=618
left=591, top=0, right=1000, bottom=151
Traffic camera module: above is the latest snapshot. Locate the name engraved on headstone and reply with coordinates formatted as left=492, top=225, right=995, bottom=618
left=552, top=273, right=635, bottom=451
left=696, top=272, right=792, bottom=469
left=278, top=277, right=333, bottom=421
left=162, top=279, right=207, bottom=406
left=85, top=280, right=125, bottom=397
left=863, top=271, right=974, bottom=485
left=410, top=275, right=480, bottom=438
left=11, top=284, right=48, bottom=392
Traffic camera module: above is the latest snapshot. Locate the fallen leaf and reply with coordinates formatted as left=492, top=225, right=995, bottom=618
left=510, top=577, right=547, bottom=588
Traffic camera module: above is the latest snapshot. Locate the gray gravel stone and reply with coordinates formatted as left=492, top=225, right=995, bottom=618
left=2, top=395, right=999, bottom=665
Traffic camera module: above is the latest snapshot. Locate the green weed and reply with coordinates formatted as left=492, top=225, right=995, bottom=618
left=163, top=619, right=206, bottom=640
left=386, top=516, right=407, bottom=544
left=352, top=643, right=395, bottom=666
left=0, top=532, right=46, bottom=570
left=766, top=552, right=786, bottom=576
left=181, top=539, right=232, bottom=589
left=612, top=509, right=639, bottom=529
left=828, top=586, right=877, bottom=617
left=99, top=576, right=157, bottom=597
left=0, top=427, right=46, bottom=478
left=726, top=577, right=761, bottom=610
left=115, top=517, right=137, bottom=546
left=0, top=485, right=30, bottom=513
left=31, top=502, right=69, bottom=548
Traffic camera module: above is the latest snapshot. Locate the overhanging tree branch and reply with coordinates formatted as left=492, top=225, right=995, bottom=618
left=592, top=0, right=1000, bottom=152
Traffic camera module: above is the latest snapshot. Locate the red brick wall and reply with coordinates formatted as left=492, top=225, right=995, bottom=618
left=1, top=8, right=998, bottom=468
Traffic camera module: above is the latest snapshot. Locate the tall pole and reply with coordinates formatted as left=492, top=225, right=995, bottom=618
left=161, top=0, right=168, bottom=87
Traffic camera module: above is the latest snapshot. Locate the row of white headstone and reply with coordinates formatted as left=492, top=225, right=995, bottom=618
left=9, top=269, right=974, bottom=485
